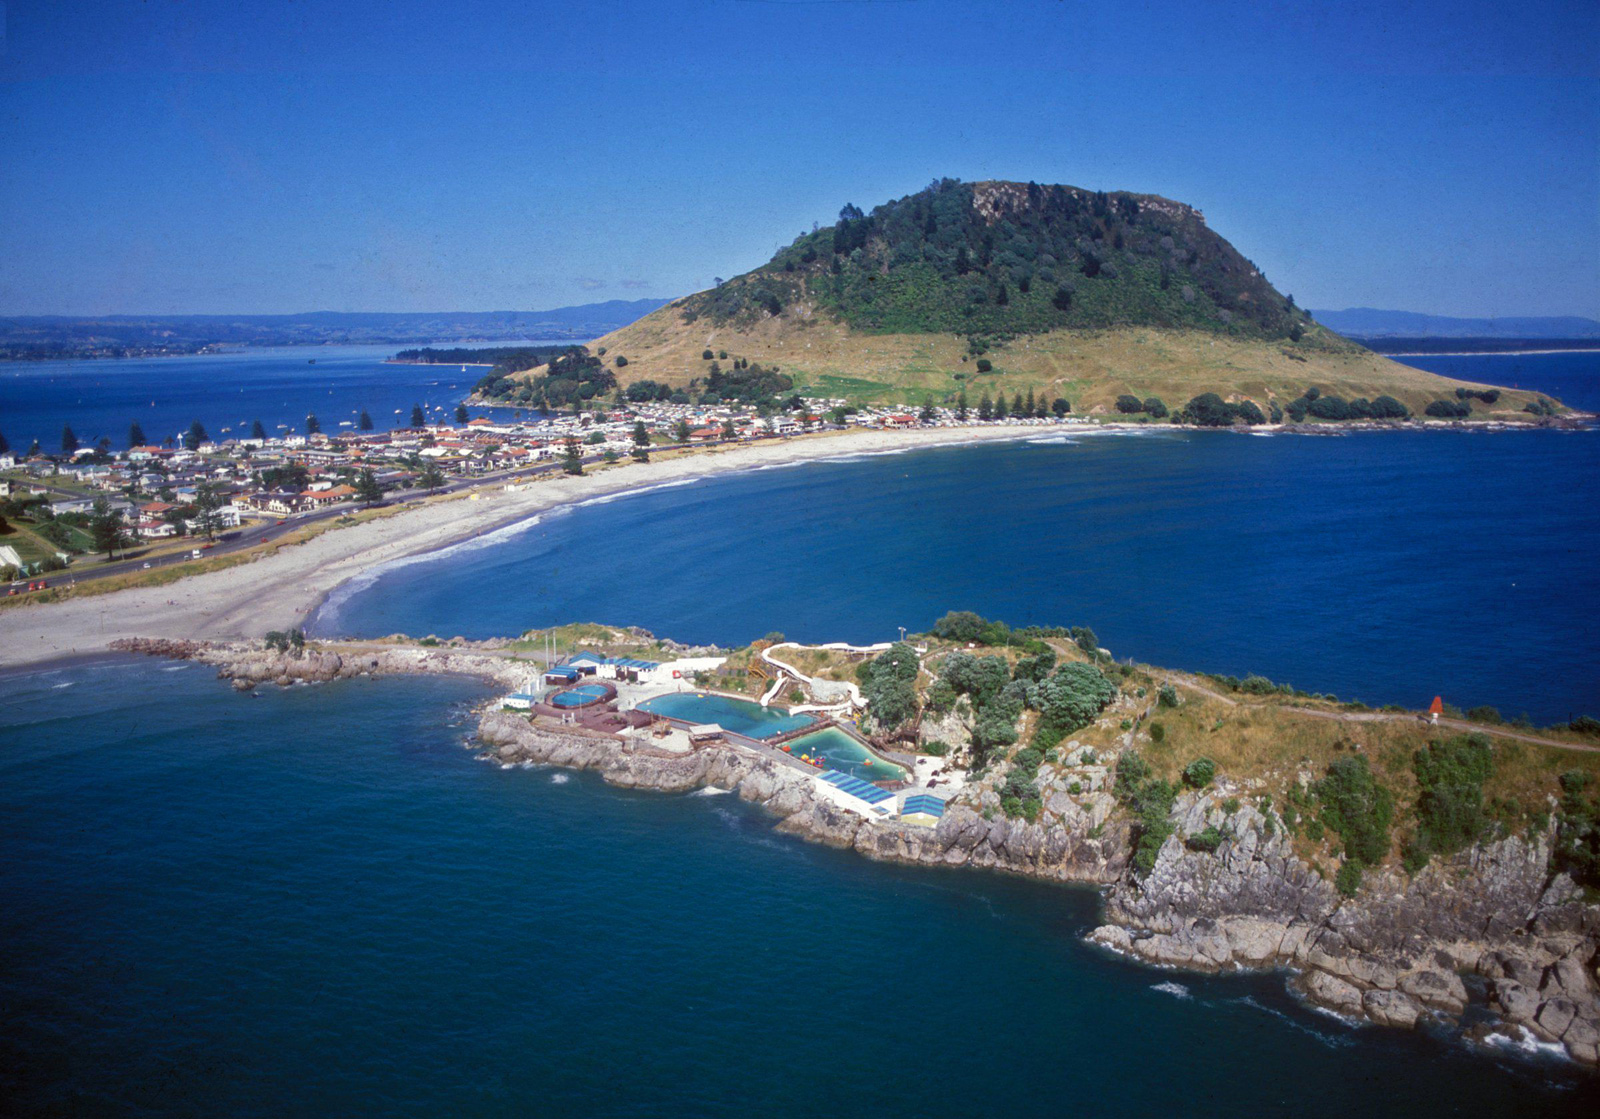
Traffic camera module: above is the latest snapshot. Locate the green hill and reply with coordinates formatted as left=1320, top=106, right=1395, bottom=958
left=489, top=179, right=1564, bottom=419
left=683, top=178, right=1335, bottom=352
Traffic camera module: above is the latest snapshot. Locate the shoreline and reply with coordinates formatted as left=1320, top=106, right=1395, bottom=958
left=1, top=416, right=1591, bottom=674
left=0, top=425, right=1048, bottom=671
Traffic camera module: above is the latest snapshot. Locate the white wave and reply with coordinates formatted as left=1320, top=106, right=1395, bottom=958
left=1480, top=1025, right=1572, bottom=1062
left=1236, top=995, right=1358, bottom=1048
left=160, top=664, right=189, bottom=672
left=1152, top=981, right=1192, bottom=1000
left=1025, top=435, right=1075, bottom=445
left=52, top=681, right=74, bottom=689
left=570, top=477, right=702, bottom=509
left=549, top=772, right=570, bottom=785
left=689, top=786, right=731, bottom=796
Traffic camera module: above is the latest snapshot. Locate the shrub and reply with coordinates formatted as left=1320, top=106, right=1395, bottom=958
left=1335, top=860, right=1363, bottom=897
left=614, top=355, right=628, bottom=367
left=1425, top=399, right=1471, bottom=419
left=1149, top=722, right=1165, bottom=743
left=1465, top=705, right=1503, bottom=725
left=1222, top=797, right=1240, bottom=814
left=1403, top=734, right=1494, bottom=872
left=1570, top=715, right=1600, bottom=736
left=1035, top=663, right=1118, bottom=739
left=1157, top=684, right=1178, bottom=708
left=976, top=358, right=993, bottom=373
left=922, top=740, right=949, bottom=756
left=1314, top=756, right=1394, bottom=866
left=1187, top=826, right=1225, bottom=853
left=1369, top=395, right=1410, bottom=419
left=1115, top=394, right=1144, bottom=414
left=1182, top=757, right=1216, bottom=788
left=1179, top=392, right=1265, bottom=427
left=1307, top=395, right=1351, bottom=421
left=702, top=349, right=714, bottom=360
left=1142, top=397, right=1168, bottom=418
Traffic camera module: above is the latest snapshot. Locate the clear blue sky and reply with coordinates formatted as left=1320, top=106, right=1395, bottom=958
left=1, top=0, right=1595, bottom=317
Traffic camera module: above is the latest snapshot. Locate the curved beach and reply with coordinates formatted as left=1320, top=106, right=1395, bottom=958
left=0, top=425, right=1051, bottom=670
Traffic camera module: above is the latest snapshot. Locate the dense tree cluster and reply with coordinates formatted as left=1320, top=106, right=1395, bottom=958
left=676, top=179, right=1324, bottom=346
left=859, top=642, right=921, bottom=729
left=474, top=347, right=615, bottom=409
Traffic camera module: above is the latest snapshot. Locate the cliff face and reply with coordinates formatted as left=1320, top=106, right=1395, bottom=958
left=1091, top=788, right=1600, bottom=1062
left=479, top=710, right=1600, bottom=1066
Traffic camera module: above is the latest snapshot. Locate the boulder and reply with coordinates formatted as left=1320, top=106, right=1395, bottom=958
left=1301, top=969, right=1363, bottom=1017
left=1399, top=969, right=1468, bottom=1014
left=1363, top=988, right=1422, bottom=1029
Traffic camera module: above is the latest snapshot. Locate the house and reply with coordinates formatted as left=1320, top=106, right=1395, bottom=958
left=300, top=484, right=357, bottom=508
left=882, top=413, right=918, bottom=429
left=137, top=518, right=177, bottom=539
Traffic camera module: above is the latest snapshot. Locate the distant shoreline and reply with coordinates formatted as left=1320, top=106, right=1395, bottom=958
left=1387, top=347, right=1600, bottom=357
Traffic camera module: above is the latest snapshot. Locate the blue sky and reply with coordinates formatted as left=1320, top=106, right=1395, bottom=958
left=1, top=0, right=1595, bottom=317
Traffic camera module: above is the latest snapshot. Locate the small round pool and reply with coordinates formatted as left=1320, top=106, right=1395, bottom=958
left=549, top=682, right=615, bottom=708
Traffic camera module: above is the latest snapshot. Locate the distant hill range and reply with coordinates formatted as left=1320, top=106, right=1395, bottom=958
left=0, top=300, right=672, bottom=360
left=1311, top=308, right=1600, bottom=349
left=557, top=178, right=1556, bottom=417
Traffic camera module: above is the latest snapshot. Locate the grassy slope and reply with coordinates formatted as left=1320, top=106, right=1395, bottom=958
left=584, top=300, right=1552, bottom=417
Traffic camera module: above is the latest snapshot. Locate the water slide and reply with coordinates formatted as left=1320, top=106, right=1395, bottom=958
left=758, top=641, right=892, bottom=711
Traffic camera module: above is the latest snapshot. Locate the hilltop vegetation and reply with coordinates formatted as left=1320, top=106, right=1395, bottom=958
left=683, top=178, right=1331, bottom=351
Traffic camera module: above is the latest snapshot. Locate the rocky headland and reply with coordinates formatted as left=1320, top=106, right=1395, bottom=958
left=113, top=635, right=1600, bottom=1069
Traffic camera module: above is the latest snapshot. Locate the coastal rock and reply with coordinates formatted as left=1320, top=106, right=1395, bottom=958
left=1301, top=969, right=1363, bottom=1017
left=1362, top=988, right=1423, bottom=1029
left=1399, top=968, right=1468, bottom=1014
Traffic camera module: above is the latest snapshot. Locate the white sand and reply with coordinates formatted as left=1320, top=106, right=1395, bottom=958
left=0, top=425, right=1051, bottom=671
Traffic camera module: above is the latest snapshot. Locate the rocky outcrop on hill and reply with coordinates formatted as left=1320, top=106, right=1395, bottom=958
left=1088, top=789, right=1600, bottom=1065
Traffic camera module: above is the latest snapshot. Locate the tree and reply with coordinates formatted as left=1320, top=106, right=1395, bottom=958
left=185, top=421, right=208, bottom=450
left=1116, top=394, right=1144, bottom=414
left=305, top=413, right=321, bottom=435
left=1024, top=388, right=1035, bottom=417
left=411, top=405, right=426, bottom=427
left=454, top=403, right=468, bottom=424
left=61, top=425, right=78, bottom=454
left=722, top=419, right=736, bottom=440
left=674, top=419, right=692, bottom=444
left=632, top=420, right=650, bottom=447
left=1142, top=397, right=1169, bottom=419
left=978, top=394, right=992, bottom=421
left=1053, top=284, right=1073, bottom=311
left=1052, top=397, right=1071, bottom=417
left=0, top=429, right=7, bottom=455
left=993, top=393, right=1008, bottom=420
left=919, top=400, right=936, bottom=423
left=561, top=438, right=584, bottom=476
left=631, top=444, right=649, bottom=464
left=251, top=420, right=267, bottom=440
left=192, top=482, right=224, bottom=540
left=89, top=496, right=128, bottom=559
left=354, top=468, right=384, bottom=506
left=128, top=422, right=147, bottom=448
left=417, top=461, right=446, bottom=493
left=359, top=410, right=374, bottom=431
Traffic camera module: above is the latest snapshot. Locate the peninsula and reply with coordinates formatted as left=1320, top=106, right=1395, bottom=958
left=111, top=612, right=1600, bottom=1069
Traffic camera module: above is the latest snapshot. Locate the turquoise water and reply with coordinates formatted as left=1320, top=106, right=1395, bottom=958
left=2, top=660, right=1594, bottom=1115
left=787, top=726, right=908, bottom=782
left=549, top=683, right=611, bottom=707
left=635, top=692, right=815, bottom=739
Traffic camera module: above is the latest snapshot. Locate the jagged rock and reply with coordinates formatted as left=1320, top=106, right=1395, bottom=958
left=1543, top=956, right=1592, bottom=1000
left=1535, top=997, right=1578, bottom=1040
left=1363, top=988, right=1422, bottom=1029
left=1399, top=968, right=1468, bottom=1013
left=1563, top=1015, right=1599, bottom=1064
left=1302, top=969, right=1363, bottom=1016
left=1491, top=979, right=1539, bottom=1022
left=1090, top=925, right=1132, bottom=953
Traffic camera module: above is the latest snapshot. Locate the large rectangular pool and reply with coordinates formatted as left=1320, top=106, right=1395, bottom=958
left=635, top=693, right=815, bottom=739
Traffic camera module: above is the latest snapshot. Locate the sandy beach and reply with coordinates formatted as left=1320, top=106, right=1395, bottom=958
left=0, top=425, right=1048, bottom=672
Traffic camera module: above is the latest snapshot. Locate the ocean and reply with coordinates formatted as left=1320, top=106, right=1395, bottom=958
left=3, top=351, right=1599, bottom=1112
left=1, top=660, right=1593, bottom=1116
left=0, top=342, right=569, bottom=451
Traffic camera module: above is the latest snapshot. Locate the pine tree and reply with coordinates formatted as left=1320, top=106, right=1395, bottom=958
left=411, top=405, right=425, bottom=427
left=359, top=410, right=374, bottom=431
left=185, top=421, right=208, bottom=451
left=129, top=422, right=146, bottom=448
left=994, top=394, right=1008, bottom=420
left=561, top=438, right=584, bottom=476
left=957, top=391, right=969, bottom=421
left=305, top=414, right=321, bottom=435
left=1012, top=392, right=1024, bottom=417
left=978, top=394, right=992, bottom=421
left=251, top=420, right=266, bottom=440
left=454, top=403, right=468, bottom=424
left=633, top=420, right=650, bottom=447
left=61, top=425, right=78, bottom=454
left=919, top=400, right=936, bottom=423
left=674, top=419, right=692, bottom=443
left=355, top=468, right=385, bottom=505
left=0, top=429, right=8, bottom=455
left=1024, top=388, right=1035, bottom=417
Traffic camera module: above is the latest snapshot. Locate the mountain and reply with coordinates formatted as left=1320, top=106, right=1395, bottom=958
left=1310, top=308, right=1600, bottom=339
left=0, top=299, right=672, bottom=359
left=576, top=180, right=1553, bottom=416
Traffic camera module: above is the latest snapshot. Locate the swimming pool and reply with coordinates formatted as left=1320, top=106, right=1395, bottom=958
left=549, top=683, right=614, bottom=708
left=784, top=727, right=908, bottom=783
left=635, top=693, right=814, bottom=739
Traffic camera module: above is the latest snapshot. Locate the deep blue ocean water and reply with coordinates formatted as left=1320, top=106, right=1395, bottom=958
left=5, top=352, right=1599, bottom=1112
left=321, top=423, right=1600, bottom=725
left=0, top=342, right=566, bottom=451
left=2, top=661, right=1593, bottom=1117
